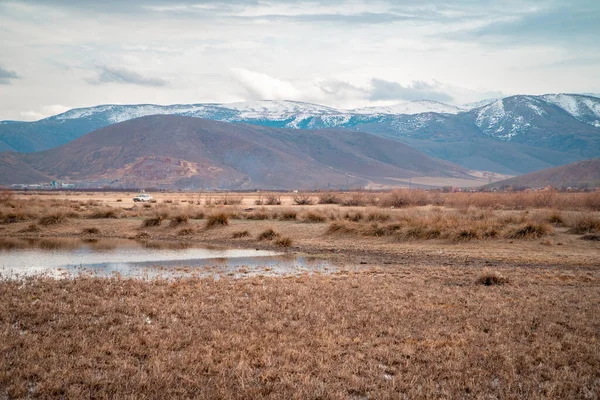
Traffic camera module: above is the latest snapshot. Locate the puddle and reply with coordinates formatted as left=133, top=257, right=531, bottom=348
left=0, top=238, right=337, bottom=279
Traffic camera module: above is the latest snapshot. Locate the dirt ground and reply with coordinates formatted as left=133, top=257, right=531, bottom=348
left=1, top=191, right=599, bottom=398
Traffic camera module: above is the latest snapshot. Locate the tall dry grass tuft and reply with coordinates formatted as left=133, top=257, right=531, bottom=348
left=232, top=230, right=250, bottom=238
left=300, top=210, right=327, bottom=223
left=506, top=223, right=552, bottom=239
left=88, top=208, right=119, bottom=219
left=169, top=214, right=189, bottom=227
left=477, top=270, right=509, bottom=286
left=257, top=228, right=279, bottom=241
left=205, top=213, right=230, bottom=229
left=38, top=212, right=67, bottom=226
left=142, top=216, right=163, bottom=227
left=274, top=236, right=293, bottom=247
left=566, top=215, right=600, bottom=234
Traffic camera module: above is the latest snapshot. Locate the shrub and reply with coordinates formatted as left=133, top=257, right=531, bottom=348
left=341, top=193, right=368, bottom=207
left=265, top=195, right=282, bottom=205
left=477, top=270, right=509, bottom=286
left=205, top=213, right=229, bottom=229
left=301, top=211, right=327, bottom=223
left=278, top=210, right=297, bottom=221
left=318, top=193, right=340, bottom=204
left=1, top=211, right=26, bottom=224
left=169, top=215, right=189, bottom=227
left=507, top=223, right=551, bottom=239
left=82, top=227, right=100, bottom=235
left=0, top=189, right=15, bottom=204
left=567, top=216, right=600, bottom=234
left=38, top=212, right=67, bottom=226
left=19, top=223, right=40, bottom=233
left=293, top=194, right=313, bottom=205
left=178, top=228, right=195, bottom=236
left=257, top=228, right=279, bottom=241
left=274, top=237, right=293, bottom=247
left=142, top=216, right=163, bottom=227
left=546, top=211, right=564, bottom=226
left=232, top=230, right=250, bottom=238
left=89, top=208, right=119, bottom=219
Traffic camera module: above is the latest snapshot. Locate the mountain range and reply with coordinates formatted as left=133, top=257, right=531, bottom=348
left=1, top=94, right=599, bottom=176
left=0, top=115, right=483, bottom=190
left=488, top=158, right=600, bottom=189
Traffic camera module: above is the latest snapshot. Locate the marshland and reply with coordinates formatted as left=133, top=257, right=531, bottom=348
left=1, top=189, right=599, bottom=398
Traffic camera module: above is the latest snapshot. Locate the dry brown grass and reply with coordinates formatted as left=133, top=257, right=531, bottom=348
left=273, top=236, right=293, bottom=247
left=38, top=212, right=67, bottom=226
left=0, top=270, right=598, bottom=399
left=81, top=227, right=100, bottom=235
left=142, top=216, right=163, bottom=228
left=257, top=228, right=279, bottom=241
left=231, top=230, right=250, bottom=239
left=205, top=213, right=230, bottom=229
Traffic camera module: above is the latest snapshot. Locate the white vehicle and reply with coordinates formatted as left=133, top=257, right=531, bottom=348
left=133, top=193, right=153, bottom=202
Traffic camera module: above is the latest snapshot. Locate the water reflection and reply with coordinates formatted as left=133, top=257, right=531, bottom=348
left=0, top=238, right=335, bottom=279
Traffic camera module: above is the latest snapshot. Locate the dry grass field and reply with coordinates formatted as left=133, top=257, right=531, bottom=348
left=1, top=189, right=599, bottom=398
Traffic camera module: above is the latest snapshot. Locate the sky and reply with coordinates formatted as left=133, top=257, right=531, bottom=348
left=0, top=0, right=599, bottom=121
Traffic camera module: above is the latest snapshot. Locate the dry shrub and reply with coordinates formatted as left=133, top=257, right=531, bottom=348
left=580, top=234, right=600, bottom=241
left=88, top=208, right=119, bottom=219
left=232, top=230, right=250, bottom=238
left=278, top=210, right=297, bottom=221
left=169, top=214, right=189, bottom=227
left=546, top=211, right=564, bottom=225
left=19, top=223, right=40, bottom=233
left=506, top=223, right=551, bottom=239
left=379, top=189, right=431, bottom=208
left=214, top=195, right=244, bottom=205
left=178, top=227, right=195, bottom=236
left=82, top=227, right=100, bottom=234
left=477, top=270, right=509, bottom=286
left=142, top=216, right=163, bottom=227
left=300, top=211, right=327, bottom=223
left=567, top=215, right=600, bottom=234
left=343, top=211, right=364, bottom=222
left=265, top=194, right=281, bottom=205
left=366, top=211, right=390, bottom=222
left=274, top=236, right=293, bottom=247
left=292, top=194, right=313, bottom=205
left=257, top=228, right=279, bottom=241
left=38, top=212, right=67, bottom=226
left=135, top=232, right=150, bottom=240
left=1, top=211, right=26, bottom=224
left=326, top=222, right=359, bottom=235
left=341, top=193, right=369, bottom=207
left=0, top=189, right=15, bottom=203
left=246, top=210, right=271, bottom=220
left=205, top=213, right=229, bottom=229
left=318, top=192, right=341, bottom=204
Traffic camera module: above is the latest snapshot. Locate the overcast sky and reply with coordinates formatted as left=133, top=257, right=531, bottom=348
left=0, top=0, right=599, bottom=120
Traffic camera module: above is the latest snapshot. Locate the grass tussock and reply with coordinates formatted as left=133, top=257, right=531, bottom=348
left=506, top=223, right=552, bottom=239
left=477, top=270, right=509, bottom=286
left=142, top=216, right=163, bottom=227
left=88, top=208, right=119, bottom=219
left=38, top=212, right=67, bottom=226
left=300, top=210, right=327, bottom=223
left=232, top=230, right=250, bottom=238
left=274, top=236, right=293, bottom=247
left=277, top=210, right=297, bottom=221
left=169, top=214, right=189, bottom=227
left=18, top=223, right=40, bottom=233
left=82, top=227, right=100, bottom=235
left=177, top=227, right=195, bottom=236
left=205, top=213, right=229, bottom=229
left=566, top=215, right=600, bottom=234
left=257, top=228, right=279, bottom=241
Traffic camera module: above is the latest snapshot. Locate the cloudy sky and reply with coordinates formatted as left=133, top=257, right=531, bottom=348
left=0, top=0, right=599, bottom=120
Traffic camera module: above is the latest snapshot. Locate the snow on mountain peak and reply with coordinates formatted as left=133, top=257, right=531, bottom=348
left=350, top=100, right=464, bottom=115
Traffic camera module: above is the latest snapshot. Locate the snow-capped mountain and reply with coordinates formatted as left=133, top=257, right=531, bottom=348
left=1, top=94, right=599, bottom=175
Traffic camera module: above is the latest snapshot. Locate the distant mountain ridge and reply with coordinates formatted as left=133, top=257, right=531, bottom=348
left=0, top=94, right=598, bottom=175
left=487, top=158, right=600, bottom=189
left=0, top=115, right=480, bottom=190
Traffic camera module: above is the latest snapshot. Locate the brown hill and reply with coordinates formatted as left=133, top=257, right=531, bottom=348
left=487, top=158, right=600, bottom=189
left=0, top=115, right=476, bottom=189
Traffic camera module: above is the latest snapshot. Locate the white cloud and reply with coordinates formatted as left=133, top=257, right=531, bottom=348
left=230, top=68, right=301, bottom=100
